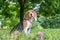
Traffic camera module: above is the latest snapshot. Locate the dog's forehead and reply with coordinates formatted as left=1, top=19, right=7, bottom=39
left=29, top=11, right=33, bottom=14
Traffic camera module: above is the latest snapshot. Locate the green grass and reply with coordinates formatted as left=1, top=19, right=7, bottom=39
left=0, top=27, right=60, bottom=40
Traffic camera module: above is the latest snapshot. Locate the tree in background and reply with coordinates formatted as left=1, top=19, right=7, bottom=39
left=0, top=0, right=60, bottom=29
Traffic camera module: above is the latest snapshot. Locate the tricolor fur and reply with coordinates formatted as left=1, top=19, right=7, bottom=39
left=10, top=20, right=32, bottom=35
left=10, top=10, right=37, bottom=35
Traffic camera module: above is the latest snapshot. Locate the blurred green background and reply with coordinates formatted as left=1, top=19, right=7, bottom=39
left=0, top=0, right=60, bottom=29
left=0, top=0, right=60, bottom=40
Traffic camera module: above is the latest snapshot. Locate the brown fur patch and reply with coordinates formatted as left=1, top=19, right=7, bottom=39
left=24, top=10, right=37, bottom=19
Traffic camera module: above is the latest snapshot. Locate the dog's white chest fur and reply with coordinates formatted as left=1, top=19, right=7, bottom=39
left=23, top=20, right=31, bottom=34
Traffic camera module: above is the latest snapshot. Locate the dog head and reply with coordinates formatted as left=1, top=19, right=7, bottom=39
left=24, top=10, right=37, bottom=21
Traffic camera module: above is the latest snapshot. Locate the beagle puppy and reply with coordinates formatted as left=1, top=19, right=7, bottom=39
left=10, top=10, right=37, bottom=35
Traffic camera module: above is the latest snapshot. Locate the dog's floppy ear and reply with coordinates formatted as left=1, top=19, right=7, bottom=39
left=24, top=12, right=30, bottom=20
